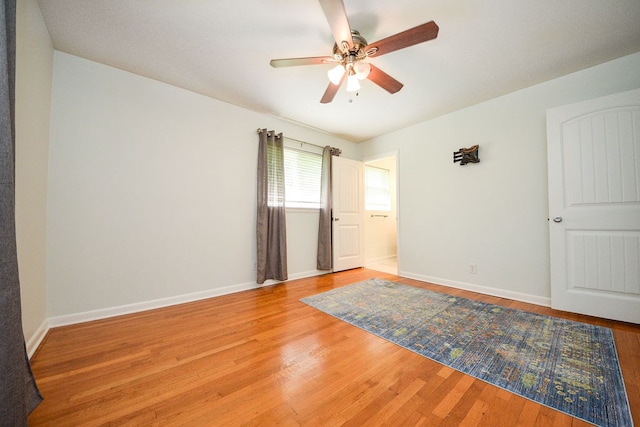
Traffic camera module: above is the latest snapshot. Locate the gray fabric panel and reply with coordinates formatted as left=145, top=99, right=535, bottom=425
left=316, top=146, right=332, bottom=270
left=256, top=129, right=287, bottom=284
left=0, top=0, right=43, bottom=424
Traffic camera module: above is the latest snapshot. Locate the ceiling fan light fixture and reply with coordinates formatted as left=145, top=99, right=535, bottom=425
left=327, top=64, right=345, bottom=85
left=346, top=72, right=361, bottom=92
left=354, top=61, right=371, bottom=80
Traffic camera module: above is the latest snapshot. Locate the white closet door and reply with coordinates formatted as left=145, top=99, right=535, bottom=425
left=547, top=88, right=640, bottom=324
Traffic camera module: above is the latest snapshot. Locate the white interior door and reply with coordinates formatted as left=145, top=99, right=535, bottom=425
left=547, top=88, right=640, bottom=324
left=332, top=156, right=364, bottom=272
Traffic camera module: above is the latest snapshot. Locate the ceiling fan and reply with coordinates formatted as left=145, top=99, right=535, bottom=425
left=269, top=0, right=439, bottom=103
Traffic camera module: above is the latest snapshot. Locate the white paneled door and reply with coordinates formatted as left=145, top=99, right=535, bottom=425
left=332, top=156, right=364, bottom=272
left=547, top=88, right=640, bottom=324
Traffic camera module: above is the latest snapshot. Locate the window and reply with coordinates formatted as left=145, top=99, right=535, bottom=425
left=283, top=146, right=322, bottom=208
left=365, top=165, right=391, bottom=211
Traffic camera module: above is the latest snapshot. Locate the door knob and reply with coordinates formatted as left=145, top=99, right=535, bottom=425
left=333, top=218, right=340, bottom=221
left=553, top=216, right=563, bottom=223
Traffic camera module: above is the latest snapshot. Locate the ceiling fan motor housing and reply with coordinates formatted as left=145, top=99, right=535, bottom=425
left=333, top=30, right=369, bottom=65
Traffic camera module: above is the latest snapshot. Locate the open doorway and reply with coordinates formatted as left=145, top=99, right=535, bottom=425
left=363, top=154, right=398, bottom=275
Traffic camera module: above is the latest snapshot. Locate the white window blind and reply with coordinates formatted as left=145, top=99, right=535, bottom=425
left=283, top=146, right=322, bottom=208
left=365, top=165, right=391, bottom=211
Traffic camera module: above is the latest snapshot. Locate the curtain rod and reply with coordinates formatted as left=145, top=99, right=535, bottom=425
left=256, top=128, right=327, bottom=151
left=284, top=136, right=326, bottom=150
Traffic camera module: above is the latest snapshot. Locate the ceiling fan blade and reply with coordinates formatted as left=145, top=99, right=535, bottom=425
left=367, top=64, right=403, bottom=94
left=319, top=0, right=353, bottom=52
left=270, top=56, right=335, bottom=68
left=320, top=73, right=346, bottom=103
left=366, top=21, right=439, bottom=57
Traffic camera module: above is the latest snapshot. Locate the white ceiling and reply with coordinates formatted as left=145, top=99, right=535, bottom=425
left=37, top=0, right=640, bottom=142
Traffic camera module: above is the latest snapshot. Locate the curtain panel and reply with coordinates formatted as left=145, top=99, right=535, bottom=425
left=0, top=0, right=43, bottom=424
left=256, top=129, right=288, bottom=284
left=316, top=146, right=340, bottom=270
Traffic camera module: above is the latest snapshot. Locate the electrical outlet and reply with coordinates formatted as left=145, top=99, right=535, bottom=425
left=469, top=263, right=477, bottom=274
left=252, top=262, right=257, bottom=272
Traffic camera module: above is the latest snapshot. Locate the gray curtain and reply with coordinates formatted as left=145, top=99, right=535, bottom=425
left=0, top=0, right=43, bottom=424
left=317, top=146, right=340, bottom=270
left=256, top=129, right=288, bottom=284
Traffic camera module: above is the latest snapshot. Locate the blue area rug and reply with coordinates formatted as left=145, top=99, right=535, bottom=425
left=301, top=278, right=633, bottom=426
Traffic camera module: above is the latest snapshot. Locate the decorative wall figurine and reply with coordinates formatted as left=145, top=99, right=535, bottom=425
left=453, top=145, right=480, bottom=165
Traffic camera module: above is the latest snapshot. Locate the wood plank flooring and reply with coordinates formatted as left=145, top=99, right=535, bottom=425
left=28, top=269, right=640, bottom=426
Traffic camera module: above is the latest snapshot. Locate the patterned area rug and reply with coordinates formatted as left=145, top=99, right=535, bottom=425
left=301, top=278, right=633, bottom=426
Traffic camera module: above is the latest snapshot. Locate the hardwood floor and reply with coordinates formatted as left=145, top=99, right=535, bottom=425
left=28, top=269, right=640, bottom=426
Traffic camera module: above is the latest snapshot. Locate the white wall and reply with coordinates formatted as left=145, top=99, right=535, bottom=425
left=31, top=28, right=640, bottom=325
left=46, top=52, right=357, bottom=319
left=15, top=0, right=53, bottom=344
left=360, top=52, right=640, bottom=305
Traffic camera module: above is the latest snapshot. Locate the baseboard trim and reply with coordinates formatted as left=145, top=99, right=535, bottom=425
left=47, top=281, right=263, bottom=328
left=26, top=319, right=50, bottom=359
left=399, top=271, right=551, bottom=307
left=288, top=269, right=329, bottom=281
left=46, top=270, right=329, bottom=329
left=26, top=270, right=548, bottom=357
